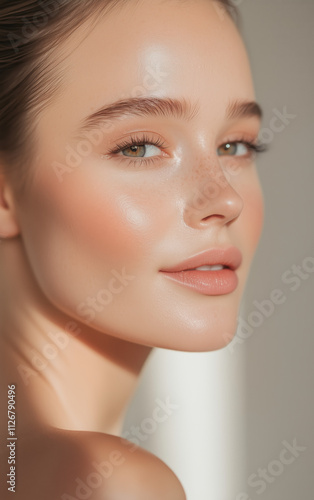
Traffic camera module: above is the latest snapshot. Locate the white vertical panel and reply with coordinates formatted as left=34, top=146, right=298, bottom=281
left=123, top=336, right=248, bottom=500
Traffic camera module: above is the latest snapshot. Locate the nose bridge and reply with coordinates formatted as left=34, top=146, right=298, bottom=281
left=183, top=153, right=244, bottom=227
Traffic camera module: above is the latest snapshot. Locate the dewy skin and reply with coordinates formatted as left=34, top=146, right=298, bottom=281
left=0, top=1, right=266, bottom=498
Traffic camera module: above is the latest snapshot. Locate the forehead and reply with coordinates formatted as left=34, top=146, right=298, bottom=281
left=39, top=0, right=254, bottom=139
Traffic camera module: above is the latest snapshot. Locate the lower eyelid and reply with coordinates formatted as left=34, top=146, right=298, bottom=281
left=111, top=154, right=165, bottom=167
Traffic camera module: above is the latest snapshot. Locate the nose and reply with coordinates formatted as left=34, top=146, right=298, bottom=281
left=183, top=157, right=244, bottom=229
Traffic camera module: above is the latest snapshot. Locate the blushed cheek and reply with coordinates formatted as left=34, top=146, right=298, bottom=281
left=39, top=173, right=167, bottom=270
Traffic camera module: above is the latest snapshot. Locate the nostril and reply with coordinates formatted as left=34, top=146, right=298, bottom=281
left=201, top=214, right=224, bottom=222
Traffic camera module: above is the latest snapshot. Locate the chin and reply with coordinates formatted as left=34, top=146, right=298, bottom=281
left=171, top=326, right=238, bottom=353
left=149, top=309, right=240, bottom=353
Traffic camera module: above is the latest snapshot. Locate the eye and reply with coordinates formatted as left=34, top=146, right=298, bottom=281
left=218, top=142, right=251, bottom=156
left=105, top=133, right=168, bottom=166
left=217, top=140, right=267, bottom=158
left=120, top=143, right=161, bottom=158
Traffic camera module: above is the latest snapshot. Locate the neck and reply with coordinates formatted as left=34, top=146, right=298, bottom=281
left=0, top=238, right=152, bottom=437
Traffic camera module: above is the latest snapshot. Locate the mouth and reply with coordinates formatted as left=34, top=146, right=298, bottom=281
left=159, top=247, right=242, bottom=296
left=185, top=264, right=228, bottom=271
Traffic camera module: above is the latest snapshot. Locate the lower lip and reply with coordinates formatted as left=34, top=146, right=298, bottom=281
left=160, top=269, right=238, bottom=295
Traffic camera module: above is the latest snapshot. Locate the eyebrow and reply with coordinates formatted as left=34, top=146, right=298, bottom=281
left=227, top=99, right=263, bottom=121
left=77, top=96, right=262, bottom=134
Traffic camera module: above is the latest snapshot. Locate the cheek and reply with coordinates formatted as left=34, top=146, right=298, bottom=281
left=239, top=173, right=264, bottom=254
left=19, top=169, right=169, bottom=301
left=63, top=180, right=147, bottom=265
left=65, top=174, right=171, bottom=266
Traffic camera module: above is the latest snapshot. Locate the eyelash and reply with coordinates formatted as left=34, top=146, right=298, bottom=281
left=105, top=133, right=268, bottom=167
left=106, top=133, right=168, bottom=167
left=224, top=138, right=268, bottom=158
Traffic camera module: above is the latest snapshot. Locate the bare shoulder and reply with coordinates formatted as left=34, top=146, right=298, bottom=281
left=65, top=428, right=187, bottom=500
left=14, top=427, right=186, bottom=500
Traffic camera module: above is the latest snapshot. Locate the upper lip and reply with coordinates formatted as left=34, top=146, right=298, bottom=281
left=160, top=246, right=242, bottom=272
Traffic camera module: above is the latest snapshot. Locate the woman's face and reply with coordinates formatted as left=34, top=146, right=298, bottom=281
left=14, top=0, right=264, bottom=351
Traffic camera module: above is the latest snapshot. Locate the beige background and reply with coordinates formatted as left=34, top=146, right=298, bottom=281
left=123, top=1, right=314, bottom=499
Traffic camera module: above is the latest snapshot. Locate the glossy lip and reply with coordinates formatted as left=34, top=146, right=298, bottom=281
left=159, top=246, right=242, bottom=273
left=159, top=247, right=242, bottom=296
